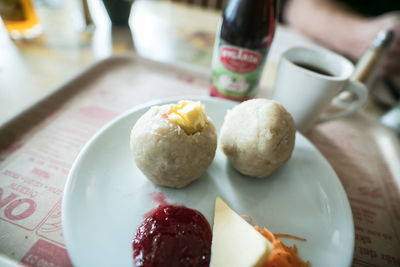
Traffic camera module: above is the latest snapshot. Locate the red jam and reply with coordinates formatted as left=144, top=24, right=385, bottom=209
left=132, top=205, right=212, bottom=267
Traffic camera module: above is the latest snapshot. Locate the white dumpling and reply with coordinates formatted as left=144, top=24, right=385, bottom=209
left=220, top=99, right=296, bottom=177
left=130, top=101, right=217, bottom=188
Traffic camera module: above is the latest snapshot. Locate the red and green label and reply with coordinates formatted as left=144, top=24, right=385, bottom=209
left=211, top=39, right=267, bottom=100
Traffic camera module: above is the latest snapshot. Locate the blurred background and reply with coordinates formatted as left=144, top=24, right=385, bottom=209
left=1, top=0, right=399, bottom=133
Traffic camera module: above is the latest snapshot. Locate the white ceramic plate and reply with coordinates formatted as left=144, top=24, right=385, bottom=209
left=62, top=97, right=354, bottom=267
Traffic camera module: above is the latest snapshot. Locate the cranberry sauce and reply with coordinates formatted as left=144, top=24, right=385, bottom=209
left=132, top=205, right=212, bottom=267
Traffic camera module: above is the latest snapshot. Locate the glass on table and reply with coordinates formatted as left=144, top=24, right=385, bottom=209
left=101, top=0, right=133, bottom=26
left=0, top=0, right=42, bottom=39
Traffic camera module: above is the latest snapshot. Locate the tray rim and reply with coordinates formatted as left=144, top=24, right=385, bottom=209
left=0, top=53, right=211, bottom=131
left=0, top=53, right=212, bottom=149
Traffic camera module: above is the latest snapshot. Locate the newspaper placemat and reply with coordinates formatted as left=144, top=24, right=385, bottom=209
left=307, top=113, right=400, bottom=267
left=0, top=54, right=399, bottom=267
left=0, top=55, right=209, bottom=266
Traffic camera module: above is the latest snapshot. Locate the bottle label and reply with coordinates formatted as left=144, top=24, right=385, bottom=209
left=211, top=39, right=267, bottom=99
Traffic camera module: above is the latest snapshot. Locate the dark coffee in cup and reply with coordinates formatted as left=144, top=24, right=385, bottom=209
left=293, top=62, right=334, bottom=77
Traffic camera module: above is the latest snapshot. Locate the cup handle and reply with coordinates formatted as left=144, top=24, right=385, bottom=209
left=316, top=80, right=368, bottom=123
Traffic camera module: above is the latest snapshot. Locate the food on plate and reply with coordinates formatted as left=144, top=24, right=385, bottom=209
left=219, top=98, right=296, bottom=177
left=132, top=204, right=212, bottom=267
left=210, top=197, right=309, bottom=267
left=132, top=196, right=308, bottom=267
left=130, top=100, right=217, bottom=188
left=210, top=197, right=273, bottom=267
left=255, top=227, right=309, bottom=267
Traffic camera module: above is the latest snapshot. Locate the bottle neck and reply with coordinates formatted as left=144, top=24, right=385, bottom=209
left=220, top=0, right=276, bottom=50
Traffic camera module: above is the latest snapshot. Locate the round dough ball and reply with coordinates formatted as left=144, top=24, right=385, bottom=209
left=130, top=103, right=217, bottom=188
left=220, top=99, right=296, bottom=177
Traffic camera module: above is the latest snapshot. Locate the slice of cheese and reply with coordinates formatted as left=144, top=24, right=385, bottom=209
left=210, top=197, right=273, bottom=267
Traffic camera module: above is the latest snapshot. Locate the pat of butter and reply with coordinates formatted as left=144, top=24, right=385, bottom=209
left=210, top=197, right=273, bottom=267
left=167, top=101, right=207, bottom=134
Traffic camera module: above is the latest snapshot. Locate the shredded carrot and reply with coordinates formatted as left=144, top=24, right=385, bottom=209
left=274, top=233, right=307, bottom=242
left=255, top=226, right=310, bottom=267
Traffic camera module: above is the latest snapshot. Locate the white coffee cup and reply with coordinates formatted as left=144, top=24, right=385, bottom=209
left=273, top=46, right=368, bottom=133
